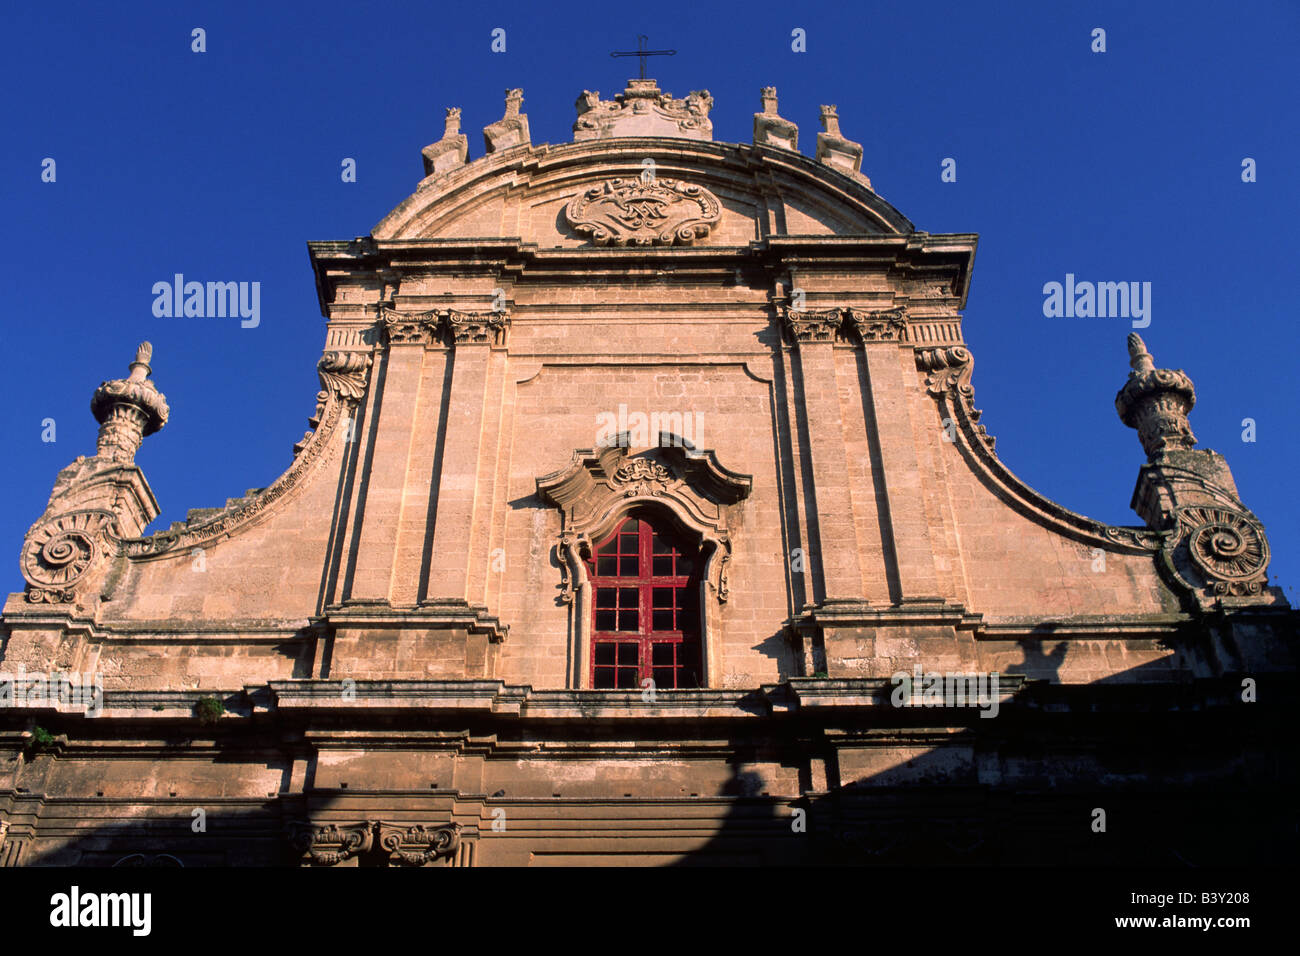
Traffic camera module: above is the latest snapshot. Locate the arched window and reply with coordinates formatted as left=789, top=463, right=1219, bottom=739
left=587, top=512, right=702, bottom=689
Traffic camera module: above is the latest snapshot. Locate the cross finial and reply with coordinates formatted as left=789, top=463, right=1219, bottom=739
left=610, top=34, right=676, bottom=81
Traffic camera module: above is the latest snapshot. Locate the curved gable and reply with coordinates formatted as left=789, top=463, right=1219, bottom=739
left=372, top=139, right=914, bottom=245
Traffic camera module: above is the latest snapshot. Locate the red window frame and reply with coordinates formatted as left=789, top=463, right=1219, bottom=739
left=587, top=513, right=702, bottom=690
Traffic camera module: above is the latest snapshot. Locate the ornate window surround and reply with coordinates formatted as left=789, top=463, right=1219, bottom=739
left=535, top=436, right=752, bottom=689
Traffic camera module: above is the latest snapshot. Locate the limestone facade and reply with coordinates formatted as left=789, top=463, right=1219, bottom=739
left=1, top=83, right=1293, bottom=867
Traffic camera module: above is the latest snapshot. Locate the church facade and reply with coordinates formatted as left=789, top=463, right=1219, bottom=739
left=1, top=82, right=1293, bottom=866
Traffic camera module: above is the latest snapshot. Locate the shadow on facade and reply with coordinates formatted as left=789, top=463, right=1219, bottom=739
left=3, top=649, right=1295, bottom=868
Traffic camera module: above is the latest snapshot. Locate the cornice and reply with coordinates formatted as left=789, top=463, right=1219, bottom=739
left=915, top=344, right=1167, bottom=556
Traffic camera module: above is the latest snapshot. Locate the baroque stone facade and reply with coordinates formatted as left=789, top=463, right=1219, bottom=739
left=1, top=81, right=1293, bottom=867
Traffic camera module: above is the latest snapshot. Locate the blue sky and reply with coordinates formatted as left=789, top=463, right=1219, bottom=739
left=3, top=0, right=1297, bottom=601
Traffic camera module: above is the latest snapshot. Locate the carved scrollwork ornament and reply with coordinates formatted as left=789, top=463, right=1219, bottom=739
left=1175, top=506, right=1269, bottom=593
left=916, top=346, right=974, bottom=398
left=317, top=351, right=372, bottom=402
left=21, top=509, right=118, bottom=597
left=1102, top=526, right=1166, bottom=552
left=612, top=458, right=674, bottom=497
left=25, top=587, right=77, bottom=604
left=565, top=177, right=721, bottom=246
left=914, top=346, right=995, bottom=450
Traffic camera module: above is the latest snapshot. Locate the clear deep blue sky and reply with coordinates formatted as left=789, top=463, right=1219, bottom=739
left=3, top=1, right=1297, bottom=601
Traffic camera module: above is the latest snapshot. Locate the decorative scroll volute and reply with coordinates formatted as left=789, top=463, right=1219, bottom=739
left=915, top=345, right=995, bottom=451
left=565, top=177, right=721, bottom=246
left=22, top=509, right=119, bottom=604
left=1176, top=506, right=1269, bottom=595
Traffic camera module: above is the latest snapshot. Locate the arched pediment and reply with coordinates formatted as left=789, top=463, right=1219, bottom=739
left=372, top=138, right=913, bottom=245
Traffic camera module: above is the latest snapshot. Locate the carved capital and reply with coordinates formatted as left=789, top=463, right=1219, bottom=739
left=782, top=308, right=844, bottom=345
left=448, top=310, right=509, bottom=346
left=380, top=307, right=441, bottom=346
left=565, top=178, right=721, bottom=247
left=288, top=820, right=462, bottom=867
left=287, top=821, right=374, bottom=867
left=846, top=306, right=907, bottom=343
left=376, top=822, right=461, bottom=866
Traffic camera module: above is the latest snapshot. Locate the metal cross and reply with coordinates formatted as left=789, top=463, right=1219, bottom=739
left=610, top=34, right=676, bottom=80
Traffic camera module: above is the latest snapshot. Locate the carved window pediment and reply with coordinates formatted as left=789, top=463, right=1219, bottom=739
left=537, top=441, right=750, bottom=555
left=536, top=441, right=751, bottom=689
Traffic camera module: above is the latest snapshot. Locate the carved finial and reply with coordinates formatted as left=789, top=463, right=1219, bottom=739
left=815, top=105, right=866, bottom=182
left=1127, top=332, right=1155, bottom=373
left=128, top=342, right=152, bottom=382
left=820, top=105, right=841, bottom=136
left=91, top=342, right=169, bottom=462
left=423, top=108, right=469, bottom=177
left=1116, top=334, right=1197, bottom=460
left=485, top=90, right=531, bottom=153
left=754, top=87, right=798, bottom=151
